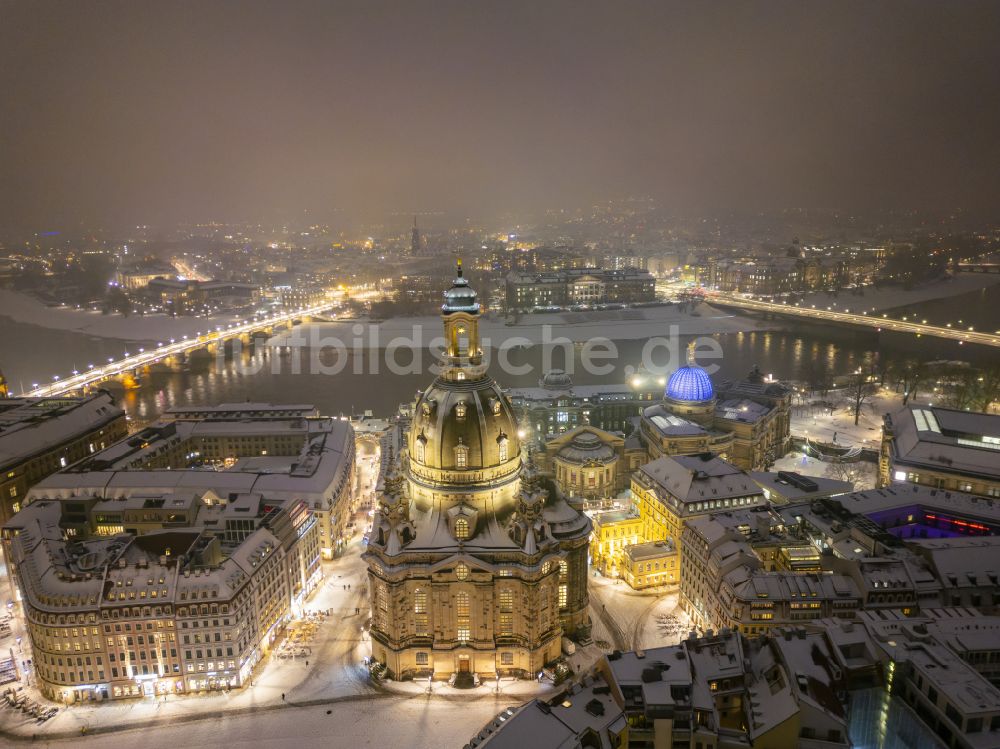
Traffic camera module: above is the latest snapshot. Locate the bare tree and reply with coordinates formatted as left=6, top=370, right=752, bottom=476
left=824, top=460, right=878, bottom=490
left=798, top=357, right=833, bottom=397
left=945, top=367, right=979, bottom=411
left=848, top=355, right=879, bottom=426
left=971, top=366, right=1000, bottom=413
left=892, top=358, right=930, bottom=405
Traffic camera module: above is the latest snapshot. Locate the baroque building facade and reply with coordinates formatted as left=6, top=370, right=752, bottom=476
left=639, top=354, right=791, bottom=471
left=364, top=263, right=591, bottom=681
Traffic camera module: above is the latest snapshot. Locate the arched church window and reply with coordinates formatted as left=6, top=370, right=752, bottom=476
left=454, top=517, right=470, bottom=540
left=458, top=325, right=469, bottom=353
left=456, top=591, right=471, bottom=642
left=455, top=444, right=468, bottom=468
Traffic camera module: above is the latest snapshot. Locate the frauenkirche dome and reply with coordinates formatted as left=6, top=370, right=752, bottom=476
left=363, top=261, right=592, bottom=682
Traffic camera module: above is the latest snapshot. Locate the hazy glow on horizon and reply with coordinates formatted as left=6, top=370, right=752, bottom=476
left=2, top=0, right=999, bottom=231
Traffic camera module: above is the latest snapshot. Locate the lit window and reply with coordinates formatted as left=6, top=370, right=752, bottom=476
left=455, top=563, right=469, bottom=581
left=414, top=589, right=427, bottom=614
left=498, top=437, right=508, bottom=463
left=455, top=401, right=467, bottom=419
left=414, top=614, right=428, bottom=636
left=454, top=517, right=470, bottom=540
left=456, top=591, right=471, bottom=642
left=559, top=584, right=568, bottom=608
left=455, top=445, right=468, bottom=468
left=498, top=613, right=513, bottom=635
left=499, top=589, right=513, bottom=611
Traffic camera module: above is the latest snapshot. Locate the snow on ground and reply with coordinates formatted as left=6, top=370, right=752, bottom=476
left=0, top=533, right=560, bottom=745
left=275, top=302, right=772, bottom=349
left=1, top=286, right=772, bottom=350
left=587, top=573, right=687, bottom=652
left=0, top=288, right=245, bottom=343
left=773, top=386, right=900, bottom=490
left=789, top=387, right=903, bottom=446
left=32, top=694, right=515, bottom=749
left=771, top=452, right=879, bottom=491
left=795, top=272, right=1000, bottom=314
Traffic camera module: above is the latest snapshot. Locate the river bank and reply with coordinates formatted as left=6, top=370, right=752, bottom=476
left=271, top=302, right=775, bottom=349
left=2, top=271, right=996, bottom=346
left=795, top=271, right=1000, bottom=314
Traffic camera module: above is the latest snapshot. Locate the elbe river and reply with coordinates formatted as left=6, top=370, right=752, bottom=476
left=2, top=285, right=997, bottom=424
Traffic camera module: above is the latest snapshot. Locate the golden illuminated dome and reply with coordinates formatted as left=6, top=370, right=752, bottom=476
left=409, top=377, right=521, bottom=483
left=407, top=260, right=521, bottom=488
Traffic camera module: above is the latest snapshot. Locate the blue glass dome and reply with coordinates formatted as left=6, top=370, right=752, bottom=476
left=665, top=365, right=714, bottom=402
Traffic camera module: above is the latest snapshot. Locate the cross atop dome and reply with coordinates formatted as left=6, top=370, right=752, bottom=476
left=441, top=258, right=480, bottom=315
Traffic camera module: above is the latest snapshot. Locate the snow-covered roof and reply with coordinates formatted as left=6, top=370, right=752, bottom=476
left=831, top=484, right=1000, bottom=526
left=0, top=393, right=124, bottom=470
left=635, top=454, right=764, bottom=507
left=715, top=398, right=770, bottom=424
left=887, top=404, right=1000, bottom=481
left=642, top=404, right=708, bottom=437
left=3, top=488, right=309, bottom=615
left=28, top=411, right=354, bottom=505
left=749, top=471, right=854, bottom=502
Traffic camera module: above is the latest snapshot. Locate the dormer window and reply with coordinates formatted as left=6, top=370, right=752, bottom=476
left=491, top=399, right=502, bottom=415
left=455, top=401, right=467, bottom=419
left=454, top=516, right=470, bottom=540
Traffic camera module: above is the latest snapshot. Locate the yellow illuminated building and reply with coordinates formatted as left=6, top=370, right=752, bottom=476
left=590, top=510, right=642, bottom=576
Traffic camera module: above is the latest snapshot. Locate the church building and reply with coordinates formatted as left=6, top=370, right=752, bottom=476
left=363, top=262, right=591, bottom=682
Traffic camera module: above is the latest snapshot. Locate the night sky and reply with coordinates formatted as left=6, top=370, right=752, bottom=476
left=2, top=0, right=999, bottom=231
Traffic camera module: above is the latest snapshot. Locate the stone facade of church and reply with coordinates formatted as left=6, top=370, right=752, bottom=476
left=363, top=263, right=591, bottom=681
